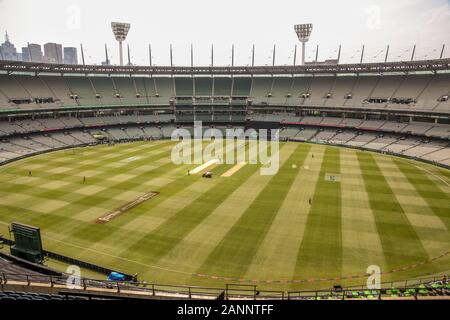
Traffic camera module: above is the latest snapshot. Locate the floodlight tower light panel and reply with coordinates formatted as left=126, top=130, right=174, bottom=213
left=295, top=24, right=313, bottom=43
left=111, top=22, right=131, bottom=41
left=111, top=22, right=130, bottom=66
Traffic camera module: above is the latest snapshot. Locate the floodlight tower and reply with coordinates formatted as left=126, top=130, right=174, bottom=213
left=294, top=24, right=313, bottom=65
left=111, top=22, right=131, bottom=66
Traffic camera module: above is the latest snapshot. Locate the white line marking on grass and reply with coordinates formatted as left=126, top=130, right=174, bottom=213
left=189, top=159, right=219, bottom=174
left=414, top=165, right=450, bottom=188
left=120, top=156, right=142, bottom=163
left=221, top=162, right=247, bottom=177
left=379, top=153, right=450, bottom=189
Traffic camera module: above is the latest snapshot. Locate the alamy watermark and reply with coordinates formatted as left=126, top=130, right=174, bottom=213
left=66, top=4, right=81, bottom=30
left=366, top=5, right=382, bottom=30
left=66, top=265, right=81, bottom=289
left=171, top=121, right=280, bottom=176
left=366, top=265, right=381, bottom=289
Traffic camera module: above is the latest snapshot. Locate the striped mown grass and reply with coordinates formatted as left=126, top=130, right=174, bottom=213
left=0, top=141, right=449, bottom=290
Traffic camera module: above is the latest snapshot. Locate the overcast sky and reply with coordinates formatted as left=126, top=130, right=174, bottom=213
left=0, top=0, right=449, bottom=65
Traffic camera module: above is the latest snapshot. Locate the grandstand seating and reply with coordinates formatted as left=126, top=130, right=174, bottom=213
left=267, top=77, right=289, bottom=105
left=0, top=111, right=448, bottom=167
left=175, top=77, right=193, bottom=96
left=212, top=77, right=231, bottom=96
left=194, top=77, right=213, bottom=96
left=286, top=76, right=313, bottom=106
left=344, top=76, right=379, bottom=108
left=64, top=76, right=98, bottom=106
left=152, top=77, right=175, bottom=104
left=0, top=63, right=449, bottom=169
left=370, top=75, right=404, bottom=103
left=0, top=73, right=449, bottom=113
left=113, top=77, right=145, bottom=106
left=39, top=75, right=77, bottom=107
left=307, top=75, right=336, bottom=106
left=89, top=76, right=121, bottom=106
left=291, top=278, right=450, bottom=300
left=0, top=290, right=89, bottom=301
left=326, top=76, right=357, bottom=107
left=232, top=77, right=252, bottom=96
left=251, top=77, right=273, bottom=104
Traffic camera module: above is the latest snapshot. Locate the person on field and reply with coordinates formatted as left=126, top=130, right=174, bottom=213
left=28, top=170, right=32, bottom=176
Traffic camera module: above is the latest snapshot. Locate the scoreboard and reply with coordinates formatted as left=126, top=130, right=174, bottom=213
left=10, top=222, right=44, bottom=264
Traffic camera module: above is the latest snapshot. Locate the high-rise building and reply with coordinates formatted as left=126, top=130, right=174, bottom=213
left=22, top=44, right=43, bottom=62
left=0, top=31, right=19, bottom=61
left=44, top=42, right=63, bottom=63
left=63, top=47, right=78, bottom=64
left=21, top=47, right=29, bottom=61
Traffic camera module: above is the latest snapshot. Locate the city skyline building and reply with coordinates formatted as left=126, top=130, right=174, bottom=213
left=44, top=42, right=63, bottom=63
left=63, top=47, right=78, bottom=64
left=0, top=31, right=19, bottom=61
left=22, top=43, right=43, bottom=62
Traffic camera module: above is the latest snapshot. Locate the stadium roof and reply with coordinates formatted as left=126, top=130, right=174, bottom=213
left=0, top=58, right=449, bottom=76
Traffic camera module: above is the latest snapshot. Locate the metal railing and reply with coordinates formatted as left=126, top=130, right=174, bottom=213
left=0, top=272, right=285, bottom=300
left=0, top=272, right=448, bottom=300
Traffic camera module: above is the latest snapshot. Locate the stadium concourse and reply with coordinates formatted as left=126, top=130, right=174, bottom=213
left=0, top=58, right=449, bottom=300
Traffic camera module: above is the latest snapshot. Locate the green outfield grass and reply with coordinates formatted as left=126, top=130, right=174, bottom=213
left=0, top=140, right=449, bottom=291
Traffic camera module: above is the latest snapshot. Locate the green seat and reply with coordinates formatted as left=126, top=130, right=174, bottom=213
left=387, top=289, right=398, bottom=297
left=431, top=283, right=442, bottom=289
left=405, top=288, right=416, bottom=297
left=418, top=289, right=428, bottom=296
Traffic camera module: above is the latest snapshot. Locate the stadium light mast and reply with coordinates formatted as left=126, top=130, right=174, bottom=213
left=111, top=22, right=130, bottom=66
left=148, top=44, right=152, bottom=67
left=191, top=44, right=194, bottom=68
left=27, top=42, right=32, bottom=62
left=315, top=44, right=319, bottom=62
left=104, top=44, right=110, bottom=66
left=231, top=44, right=235, bottom=67
left=80, top=43, right=85, bottom=65
left=293, top=44, right=297, bottom=66
left=127, top=44, right=131, bottom=65
left=294, top=23, right=313, bottom=65
left=211, top=44, right=214, bottom=67
left=411, top=45, right=416, bottom=61
left=252, top=44, right=255, bottom=67
left=360, top=45, right=365, bottom=64
left=272, top=44, right=276, bottom=66
left=337, top=45, right=341, bottom=64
